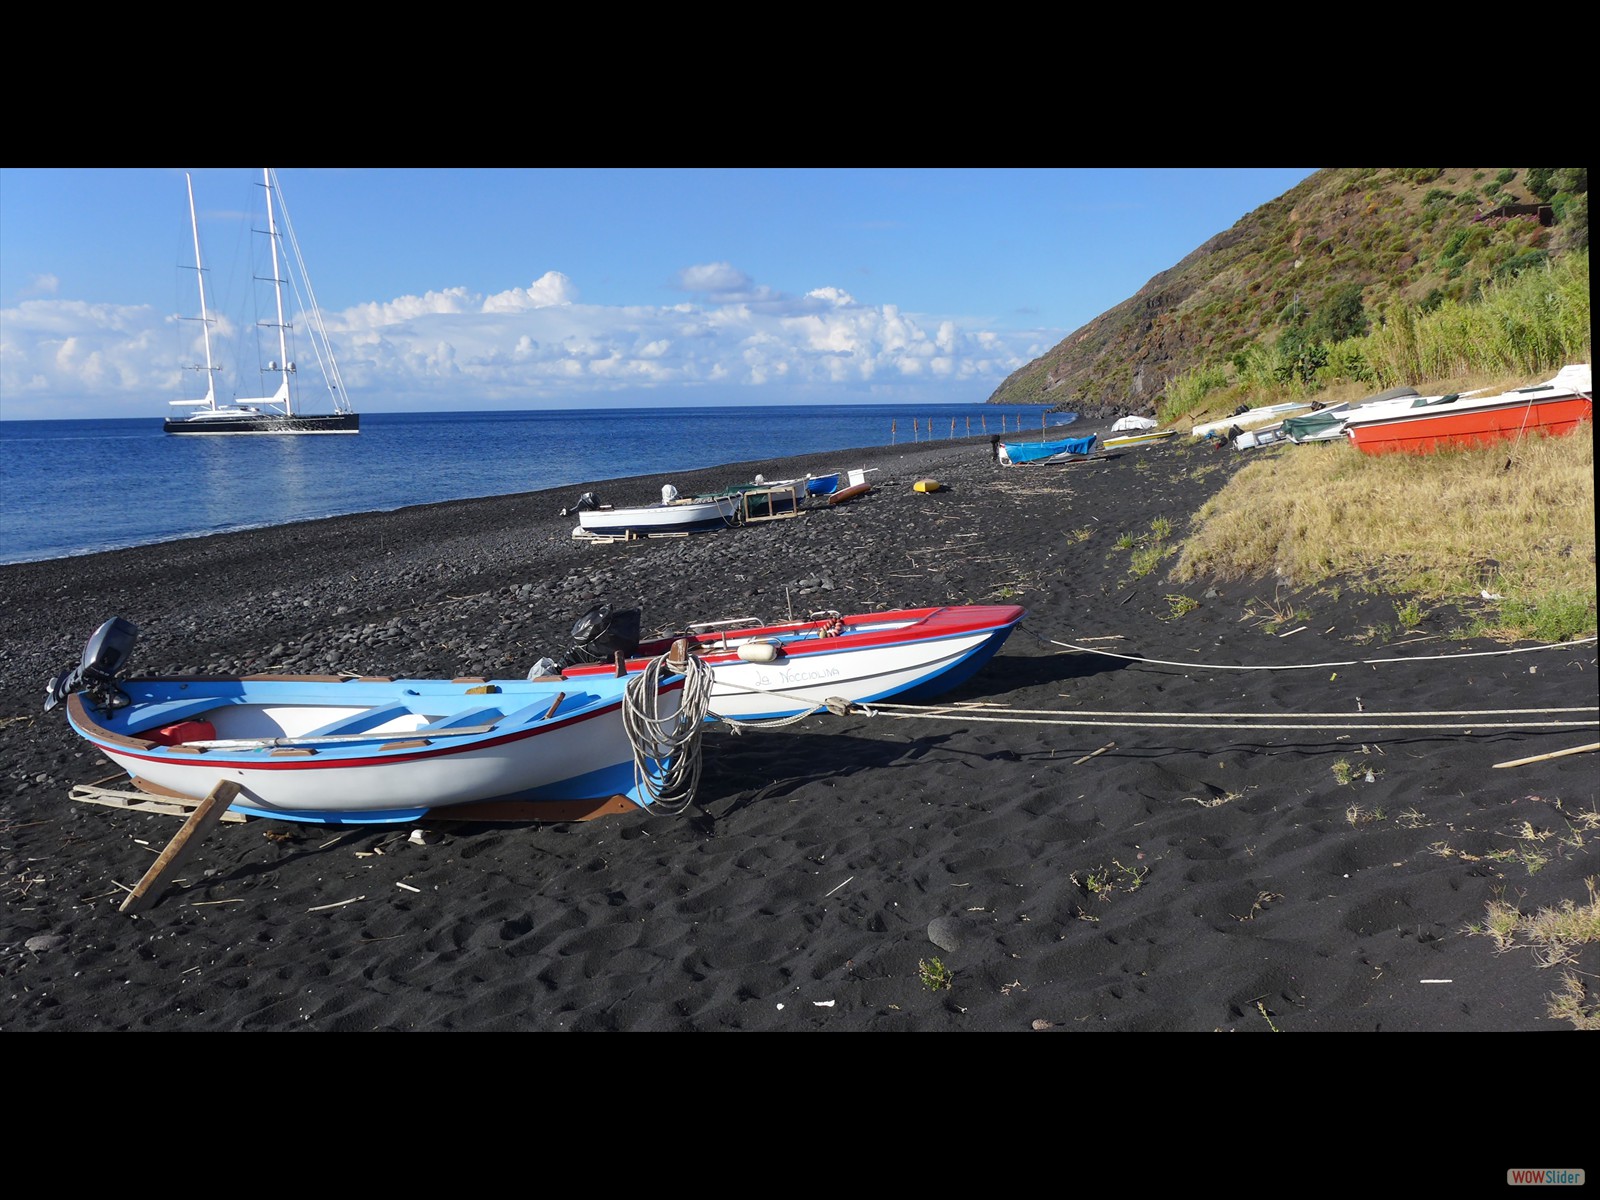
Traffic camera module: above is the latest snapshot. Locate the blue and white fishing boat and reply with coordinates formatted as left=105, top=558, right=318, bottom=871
left=47, top=619, right=694, bottom=825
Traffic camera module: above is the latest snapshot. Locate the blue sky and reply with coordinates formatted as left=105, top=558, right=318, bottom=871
left=1, top=167, right=1316, bottom=421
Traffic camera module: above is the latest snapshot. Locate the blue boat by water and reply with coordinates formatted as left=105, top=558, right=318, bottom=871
left=998, top=434, right=1097, bottom=465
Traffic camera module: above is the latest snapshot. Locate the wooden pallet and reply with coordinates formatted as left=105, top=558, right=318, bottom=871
left=71, top=778, right=250, bottom=823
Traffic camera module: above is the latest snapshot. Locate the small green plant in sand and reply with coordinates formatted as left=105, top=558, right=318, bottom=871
left=1502, top=820, right=1553, bottom=875
left=1346, top=802, right=1386, bottom=826
left=1331, top=759, right=1358, bottom=785
left=1150, top=516, right=1173, bottom=540
left=1114, top=531, right=1137, bottom=550
left=1076, top=859, right=1148, bottom=900
left=1395, top=598, right=1425, bottom=630
left=918, top=957, right=953, bottom=991
left=1164, top=594, right=1199, bottom=619
left=1474, top=590, right=1599, bottom=644
left=1250, top=586, right=1307, bottom=635
left=1129, top=545, right=1166, bottom=578
left=1429, top=841, right=1518, bottom=867
left=1547, top=974, right=1600, bottom=1030
left=1466, top=878, right=1600, bottom=1029
left=1067, top=527, right=1093, bottom=544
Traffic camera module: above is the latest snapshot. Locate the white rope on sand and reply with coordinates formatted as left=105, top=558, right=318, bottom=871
left=874, top=704, right=1598, bottom=719
left=848, top=710, right=1597, bottom=733
left=1044, top=633, right=1596, bottom=672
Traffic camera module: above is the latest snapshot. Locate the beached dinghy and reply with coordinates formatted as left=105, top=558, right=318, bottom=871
left=1340, top=364, right=1592, bottom=454
left=575, top=485, right=741, bottom=538
left=549, top=603, right=1026, bottom=722
left=998, top=434, right=1097, bottom=465
left=46, top=619, right=696, bottom=825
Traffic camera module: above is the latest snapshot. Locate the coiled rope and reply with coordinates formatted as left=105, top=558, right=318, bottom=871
left=622, top=650, right=715, bottom=815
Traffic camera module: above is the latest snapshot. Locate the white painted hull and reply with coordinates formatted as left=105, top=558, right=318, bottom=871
left=576, top=495, right=740, bottom=536
left=696, top=628, right=1003, bottom=718
left=66, top=673, right=683, bottom=824
left=564, top=605, right=1026, bottom=721
left=1191, top=402, right=1312, bottom=439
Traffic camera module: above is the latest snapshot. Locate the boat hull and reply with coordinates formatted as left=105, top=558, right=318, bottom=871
left=1347, top=395, right=1591, bottom=454
left=1190, top=402, right=1311, bottom=439
left=163, top=412, right=360, bottom=436
left=66, top=673, right=682, bottom=824
left=577, top=495, right=740, bottom=536
left=1102, top=430, right=1176, bottom=449
left=566, top=605, right=1026, bottom=721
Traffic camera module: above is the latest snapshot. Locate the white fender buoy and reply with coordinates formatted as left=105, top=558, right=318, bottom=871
left=737, top=641, right=782, bottom=663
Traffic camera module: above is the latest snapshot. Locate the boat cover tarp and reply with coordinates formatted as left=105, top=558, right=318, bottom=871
left=1111, top=415, right=1157, bottom=432
left=1002, top=435, right=1097, bottom=463
left=1281, top=410, right=1347, bottom=440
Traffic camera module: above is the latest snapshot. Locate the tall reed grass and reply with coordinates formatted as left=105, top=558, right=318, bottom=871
left=1157, top=251, right=1590, bottom=425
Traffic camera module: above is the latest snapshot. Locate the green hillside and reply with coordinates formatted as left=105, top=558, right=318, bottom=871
left=987, top=168, right=1589, bottom=416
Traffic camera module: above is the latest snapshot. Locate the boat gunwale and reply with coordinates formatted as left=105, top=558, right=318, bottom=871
left=66, top=676, right=686, bottom=769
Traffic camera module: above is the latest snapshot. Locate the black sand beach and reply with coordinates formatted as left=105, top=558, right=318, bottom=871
left=4, top=421, right=1596, bottom=1033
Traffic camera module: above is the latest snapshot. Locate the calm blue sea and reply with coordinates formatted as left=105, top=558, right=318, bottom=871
left=0, top=404, right=1074, bottom=565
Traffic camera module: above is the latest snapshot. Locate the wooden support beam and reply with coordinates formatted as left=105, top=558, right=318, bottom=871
left=1492, top=742, right=1600, bottom=769
left=119, top=780, right=240, bottom=914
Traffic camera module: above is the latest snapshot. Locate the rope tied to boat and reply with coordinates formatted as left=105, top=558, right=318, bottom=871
left=622, top=649, right=715, bottom=815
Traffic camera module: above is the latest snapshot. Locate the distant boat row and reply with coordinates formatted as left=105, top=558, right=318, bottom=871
left=571, top=469, right=879, bottom=539
left=1218, top=365, right=1592, bottom=454
left=164, top=169, right=358, bottom=437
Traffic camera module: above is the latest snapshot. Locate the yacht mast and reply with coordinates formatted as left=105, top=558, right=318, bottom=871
left=260, top=167, right=295, bottom=416
left=185, top=173, right=218, bottom=410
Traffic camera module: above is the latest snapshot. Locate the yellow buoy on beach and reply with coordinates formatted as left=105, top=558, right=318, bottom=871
left=913, top=479, right=941, bottom=493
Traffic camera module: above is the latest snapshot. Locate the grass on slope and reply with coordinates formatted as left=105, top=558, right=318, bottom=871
left=1170, top=426, right=1596, bottom=643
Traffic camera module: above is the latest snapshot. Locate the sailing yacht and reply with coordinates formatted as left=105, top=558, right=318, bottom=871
left=163, top=169, right=359, bottom=435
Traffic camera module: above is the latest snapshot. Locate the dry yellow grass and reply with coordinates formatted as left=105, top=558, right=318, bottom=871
left=1171, top=424, right=1596, bottom=641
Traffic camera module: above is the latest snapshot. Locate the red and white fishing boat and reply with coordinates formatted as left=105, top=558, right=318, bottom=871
left=1342, top=364, right=1592, bottom=455
left=555, top=603, right=1026, bottom=722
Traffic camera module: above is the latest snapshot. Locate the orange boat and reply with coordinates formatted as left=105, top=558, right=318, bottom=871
left=1342, top=364, right=1591, bottom=455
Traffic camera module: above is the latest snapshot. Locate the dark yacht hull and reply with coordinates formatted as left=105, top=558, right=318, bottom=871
left=163, top=412, right=360, bottom=436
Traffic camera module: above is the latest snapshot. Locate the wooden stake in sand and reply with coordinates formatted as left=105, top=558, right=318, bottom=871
left=1073, top=742, right=1116, bottom=765
left=1492, top=742, right=1600, bottom=769
left=119, top=780, right=239, bottom=914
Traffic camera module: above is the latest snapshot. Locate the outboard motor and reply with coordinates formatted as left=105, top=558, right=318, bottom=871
left=44, top=617, right=139, bottom=713
left=558, top=491, right=601, bottom=518
left=526, top=604, right=643, bottom=678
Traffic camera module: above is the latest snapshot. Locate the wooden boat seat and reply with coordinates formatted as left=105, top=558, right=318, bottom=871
left=415, top=706, right=504, bottom=732
left=499, top=694, right=576, bottom=726
left=299, top=701, right=416, bottom=739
